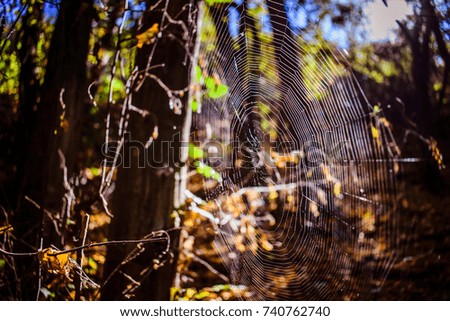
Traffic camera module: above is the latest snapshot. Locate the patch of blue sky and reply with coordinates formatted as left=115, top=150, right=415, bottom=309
left=285, top=0, right=315, bottom=32
left=43, top=0, right=59, bottom=19
left=228, top=5, right=240, bottom=38
left=260, top=11, right=272, bottom=34
left=320, top=15, right=349, bottom=48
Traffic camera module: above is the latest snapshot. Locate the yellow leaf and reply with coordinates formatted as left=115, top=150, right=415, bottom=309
left=402, top=199, right=409, bottom=208
left=371, top=125, right=379, bottom=139
left=310, top=202, right=320, bottom=217
left=152, top=126, right=159, bottom=139
left=60, top=119, right=70, bottom=132
left=136, top=23, right=159, bottom=48
left=260, top=234, right=273, bottom=251
left=185, top=288, right=197, bottom=299
left=333, top=182, right=342, bottom=197
left=38, top=248, right=70, bottom=274
left=362, top=211, right=376, bottom=233
left=170, top=287, right=180, bottom=301
left=380, top=117, right=391, bottom=128
left=0, top=225, right=13, bottom=235
left=318, top=189, right=327, bottom=205
left=394, top=162, right=400, bottom=174
left=235, top=235, right=246, bottom=252
left=429, top=138, right=445, bottom=169
left=194, top=291, right=210, bottom=300
left=268, top=189, right=278, bottom=200
left=57, top=253, right=70, bottom=269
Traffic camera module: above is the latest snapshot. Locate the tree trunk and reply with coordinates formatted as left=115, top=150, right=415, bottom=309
left=13, top=0, right=95, bottom=299
left=1, top=0, right=43, bottom=300
left=14, top=1, right=43, bottom=206
left=398, top=0, right=443, bottom=191
left=267, top=0, right=305, bottom=142
left=102, top=0, right=200, bottom=300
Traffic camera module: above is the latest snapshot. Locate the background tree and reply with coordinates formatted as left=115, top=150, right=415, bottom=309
left=11, top=0, right=96, bottom=299
left=102, top=0, right=201, bottom=300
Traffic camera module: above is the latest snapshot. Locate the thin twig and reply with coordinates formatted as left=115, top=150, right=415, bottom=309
left=0, top=247, right=36, bottom=257
left=0, top=234, right=169, bottom=258
left=76, top=214, right=90, bottom=300
left=48, top=237, right=168, bottom=256
left=186, top=250, right=229, bottom=283
left=36, top=237, right=43, bottom=300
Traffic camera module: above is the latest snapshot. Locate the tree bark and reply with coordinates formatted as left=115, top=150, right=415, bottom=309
left=13, top=0, right=95, bottom=299
left=14, top=1, right=43, bottom=205
left=102, top=0, right=199, bottom=300
left=397, top=1, right=444, bottom=191
left=267, top=0, right=305, bottom=140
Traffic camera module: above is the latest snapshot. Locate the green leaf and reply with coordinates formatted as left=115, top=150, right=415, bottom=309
left=205, top=0, right=233, bottom=6
left=195, top=161, right=222, bottom=182
left=0, top=259, right=5, bottom=269
left=194, top=291, right=211, bottom=300
left=210, top=84, right=228, bottom=97
left=204, top=77, right=215, bottom=90
left=191, top=99, right=199, bottom=113
left=205, top=76, right=228, bottom=99
left=259, top=102, right=270, bottom=115
left=188, top=143, right=204, bottom=159
left=195, top=65, right=202, bottom=83
left=88, top=257, right=98, bottom=271
left=212, top=284, right=231, bottom=292
left=89, top=167, right=102, bottom=177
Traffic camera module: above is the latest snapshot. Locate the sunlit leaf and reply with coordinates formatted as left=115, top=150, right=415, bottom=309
left=371, top=125, right=380, bottom=139
left=195, top=65, right=202, bottom=83
left=194, top=291, right=210, bottom=300
left=191, top=99, right=199, bottom=112
left=205, top=0, right=233, bottom=6
left=88, top=257, right=98, bottom=271
left=205, top=76, right=228, bottom=99
left=185, top=288, right=196, bottom=299
left=136, top=23, right=159, bottom=48
left=212, top=284, right=231, bottom=292
left=260, top=234, right=273, bottom=251
left=38, top=248, right=70, bottom=274
left=429, top=138, right=445, bottom=169
left=170, top=287, right=180, bottom=301
left=85, top=167, right=102, bottom=180
left=195, top=161, right=222, bottom=182
left=208, top=83, right=228, bottom=99
left=333, top=182, right=342, bottom=197
left=0, top=224, right=13, bottom=235
left=188, top=143, right=204, bottom=159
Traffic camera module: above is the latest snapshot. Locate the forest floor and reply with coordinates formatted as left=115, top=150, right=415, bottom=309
left=175, top=163, right=450, bottom=301
left=379, top=167, right=450, bottom=300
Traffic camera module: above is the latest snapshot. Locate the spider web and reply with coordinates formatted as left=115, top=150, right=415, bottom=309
left=191, top=1, right=403, bottom=300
